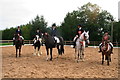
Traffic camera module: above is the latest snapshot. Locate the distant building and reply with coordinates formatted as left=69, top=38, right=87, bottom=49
left=118, top=1, right=120, bottom=21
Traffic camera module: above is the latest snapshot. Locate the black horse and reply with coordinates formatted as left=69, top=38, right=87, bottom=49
left=43, top=33, right=64, bottom=61
left=14, top=34, right=23, bottom=58
left=33, top=35, right=42, bottom=56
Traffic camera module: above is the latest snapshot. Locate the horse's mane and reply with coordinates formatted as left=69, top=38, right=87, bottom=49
left=79, top=32, right=86, bottom=40
left=43, top=34, right=55, bottom=45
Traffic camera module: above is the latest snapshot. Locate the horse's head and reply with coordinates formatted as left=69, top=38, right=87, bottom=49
left=14, top=34, right=22, bottom=45
left=15, top=34, right=20, bottom=40
left=84, top=31, right=89, bottom=40
left=102, top=41, right=108, bottom=52
left=83, top=31, right=90, bottom=44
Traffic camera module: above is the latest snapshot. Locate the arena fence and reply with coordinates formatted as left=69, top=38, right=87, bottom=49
left=0, top=40, right=120, bottom=47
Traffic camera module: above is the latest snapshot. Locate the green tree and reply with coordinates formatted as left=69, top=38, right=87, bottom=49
left=30, top=15, right=47, bottom=39
left=113, top=21, right=120, bottom=42
left=2, top=27, right=16, bottom=40
left=21, top=24, right=32, bottom=40
left=60, top=2, right=114, bottom=41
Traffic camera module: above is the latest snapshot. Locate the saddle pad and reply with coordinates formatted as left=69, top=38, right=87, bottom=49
left=54, top=36, right=60, bottom=43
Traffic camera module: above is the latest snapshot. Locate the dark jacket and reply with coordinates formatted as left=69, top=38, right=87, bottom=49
left=51, top=28, right=58, bottom=36
left=36, top=32, right=42, bottom=38
left=16, top=29, right=22, bottom=35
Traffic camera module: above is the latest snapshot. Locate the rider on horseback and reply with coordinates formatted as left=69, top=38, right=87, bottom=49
left=51, top=23, right=60, bottom=45
left=13, top=26, right=24, bottom=45
left=33, top=28, right=43, bottom=46
left=98, top=31, right=113, bottom=53
left=73, top=24, right=84, bottom=48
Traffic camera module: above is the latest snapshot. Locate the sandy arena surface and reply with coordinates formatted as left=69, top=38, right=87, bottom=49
left=1, top=45, right=118, bottom=78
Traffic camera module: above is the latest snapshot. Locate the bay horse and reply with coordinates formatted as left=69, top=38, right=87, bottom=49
left=43, top=32, right=64, bottom=61
left=101, top=41, right=112, bottom=66
left=73, top=31, right=89, bottom=62
left=33, top=35, right=42, bottom=56
left=14, top=34, right=23, bottom=58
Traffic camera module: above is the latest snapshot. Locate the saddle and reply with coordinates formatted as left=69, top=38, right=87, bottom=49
left=101, top=42, right=111, bottom=52
left=53, top=36, right=60, bottom=44
left=80, top=41, right=84, bottom=46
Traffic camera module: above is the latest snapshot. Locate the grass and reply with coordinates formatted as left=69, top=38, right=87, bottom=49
left=0, top=43, right=13, bottom=46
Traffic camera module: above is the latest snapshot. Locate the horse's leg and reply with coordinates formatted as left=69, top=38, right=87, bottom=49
left=75, top=48, right=77, bottom=59
left=38, top=46, right=42, bottom=56
left=107, top=54, right=110, bottom=66
left=50, top=48, right=53, bottom=61
left=57, top=45, right=60, bottom=55
left=61, top=44, right=64, bottom=54
left=36, top=47, right=39, bottom=56
left=60, top=44, right=64, bottom=55
left=37, top=46, right=40, bottom=56
left=80, top=48, right=82, bottom=60
left=34, top=46, right=37, bottom=56
left=46, top=47, right=49, bottom=61
left=81, top=48, right=84, bottom=61
left=110, top=54, right=111, bottom=62
left=77, top=49, right=80, bottom=63
left=16, top=48, right=18, bottom=58
left=102, top=53, right=104, bottom=65
left=57, top=45, right=60, bottom=58
left=19, top=47, right=21, bottom=57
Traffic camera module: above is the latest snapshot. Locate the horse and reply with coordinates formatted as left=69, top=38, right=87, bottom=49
left=43, top=32, right=64, bottom=61
left=14, top=34, right=23, bottom=58
left=73, top=31, right=89, bottom=62
left=33, top=35, right=42, bottom=56
left=101, top=41, right=112, bottom=66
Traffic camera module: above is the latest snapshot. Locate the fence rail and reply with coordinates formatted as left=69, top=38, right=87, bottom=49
left=0, top=40, right=120, bottom=47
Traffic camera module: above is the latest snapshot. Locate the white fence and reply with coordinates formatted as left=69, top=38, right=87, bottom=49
left=0, top=40, right=120, bottom=47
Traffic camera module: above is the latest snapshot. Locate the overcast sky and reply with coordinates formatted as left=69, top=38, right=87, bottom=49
left=0, top=0, right=119, bottom=30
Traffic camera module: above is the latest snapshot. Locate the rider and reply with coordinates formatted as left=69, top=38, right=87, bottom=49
left=13, top=26, right=24, bottom=45
left=33, top=28, right=42, bottom=45
left=51, top=23, right=58, bottom=36
left=98, top=31, right=113, bottom=53
left=51, top=23, right=60, bottom=45
left=73, top=24, right=84, bottom=48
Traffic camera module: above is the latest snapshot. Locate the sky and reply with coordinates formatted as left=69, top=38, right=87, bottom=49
left=0, top=0, right=119, bottom=30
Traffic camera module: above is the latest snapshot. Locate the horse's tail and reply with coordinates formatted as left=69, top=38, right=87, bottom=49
left=58, top=36, right=64, bottom=54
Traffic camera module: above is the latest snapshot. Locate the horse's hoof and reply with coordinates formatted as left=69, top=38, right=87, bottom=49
left=46, top=58, right=49, bottom=61
left=33, top=53, right=36, bottom=56
left=82, top=59, right=84, bottom=62
left=77, top=60, right=79, bottom=63
left=40, top=52, right=42, bottom=55
left=38, top=54, right=40, bottom=56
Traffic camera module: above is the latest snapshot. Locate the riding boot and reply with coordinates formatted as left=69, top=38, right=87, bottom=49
left=109, top=44, right=113, bottom=54
left=98, top=49, right=102, bottom=53
left=73, top=42, right=76, bottom=48
left=73, top=38, right=77, bottom=48
left=32, top=43, right=35, bottom=46
left=98, top=45, right=102, bottom=53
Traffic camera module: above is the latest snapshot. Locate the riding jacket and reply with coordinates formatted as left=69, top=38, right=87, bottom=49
left=16, top=29, right=22, bottom=35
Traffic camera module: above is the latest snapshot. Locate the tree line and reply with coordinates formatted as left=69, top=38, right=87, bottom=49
left=1, top=2, right=120, bottom=42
